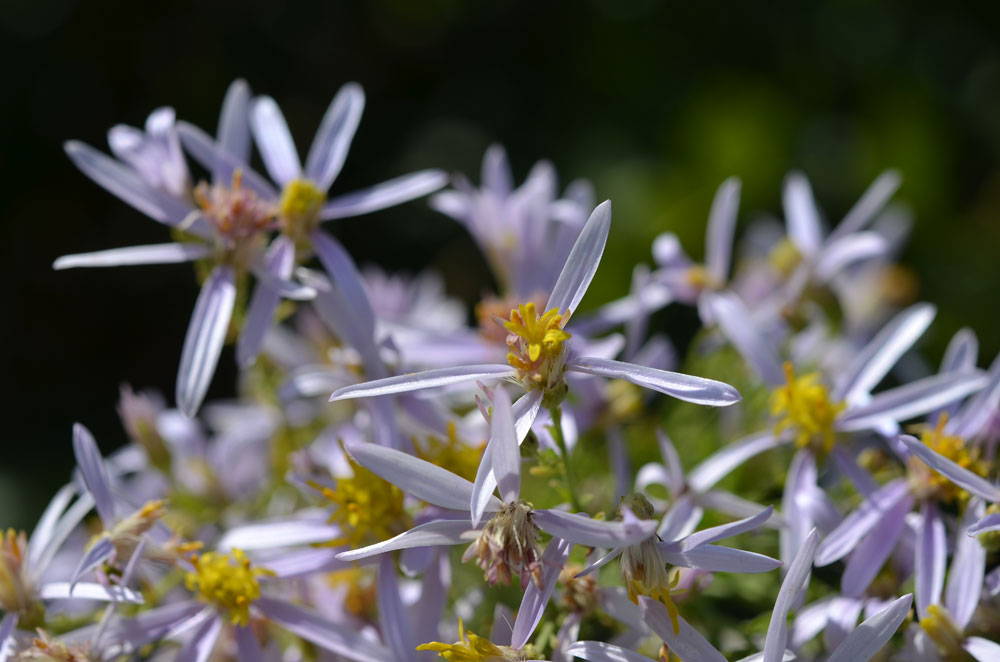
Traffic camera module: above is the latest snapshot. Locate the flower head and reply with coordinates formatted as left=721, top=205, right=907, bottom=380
left=315, top=453, right=410, bottom=548
left=0, top=529, right=34, bottom=615
left=461, top=499, right=543, bottom=589
left=771, top=361, right=845, bottom=453
left=908, top=414, right=988, bottom=505
left=184, top=547, right=272, bottom=626
left=417, top=620, right=530, bottom=661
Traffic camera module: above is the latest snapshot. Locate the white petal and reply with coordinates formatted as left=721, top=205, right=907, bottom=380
left=256, top=597, right=390, bottom=662
left=659, top=544, right=781, bottom=573
left=511, top=537, right=572, bottom=649
left=218, top=519, right=340, bottom=550
left=814, top=231, right=888, bottom=283
left=377, top=555, right=415, bottom=662
left=563, top=641, right=653, bottom=662
left=310, top=230, right=376, bottom=341
left=532, top=508, right=656, bottom=548
left=705, top=177, right=741, bottom=283
left=546, top=200, right=612, bottom=318
left=176, top=266, right=236, bottom=417
left=964, top=637, right=1000, bottom=662
left=830, top=169, right=902, bottom=240
left=237, top=236, right=296, bottom=368
left=72, top=423, right=116, bottom=528
left=783, top=171, right=823, bottom=256
left=176, top=121, right=277, bottom=198
left=814, top=479, right=910, bottom=566
left=704, top=291, right=784, bottom=387
left=335, top=519, right=471, bottom=562
left=39, top=581, right=143, bottom=604
left=176, top=613, right=222, bottom=662
left=764, top=529, right=819, bottom=662
left=688, top=432, right=783, bottom=492
left=215, top=78, right=252, bottom=178
left=304, top=82, right=365, bottom=190
left=249, top=96, right=302, bottom=186
left=915, top=501, right=946, bottom=619
left=679, top=505, right=774, bottom=548
left=329, top=364, right=516, bottom=401
left=945, top=500, right=986, bottom=629
left=827, top=594, right=912, bottom=662
left=53, top=243, right=211, bottom=270
left=320, top=170, right=448, bottom=220
left=898, top=434, right=1000, bottom=503
left=641, top=600, right=727, bottom=662
left=569, top=356, right=741, bottom=406
left=838, top=372, right=987, bottom=432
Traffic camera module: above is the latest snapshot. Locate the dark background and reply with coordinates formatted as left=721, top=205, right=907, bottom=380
left=4, top=0, right=1000, bottom=527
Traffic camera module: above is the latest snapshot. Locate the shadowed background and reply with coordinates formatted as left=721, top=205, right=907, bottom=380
left=4, top=0, right=1000, bottom=526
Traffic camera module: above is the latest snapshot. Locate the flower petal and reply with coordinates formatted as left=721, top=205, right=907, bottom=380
left=705, top=177, right=740, bottom=283
left=898, top=434, right=1000, bottom=503
left=304, top=82, right=365, bottom=190
left=336, top=519, right=472, bottom=563
left=69, top=536, right=114, bottom=589
left=345, top=440, right=499, bottom=513
left=764, top=528, right=819, bottom=662
left=378, top=555, right=415, bottom=662
left=546, top=200, right=612, bottom=318
left=688, top=432, right=784, bottom=492
left=968, top=512, right=1000, bottom=536
left=532, top=508, right=656, bottom=548
left=946, top=500, right=986, bottom=629
left=814, top=479, right=910, bottom=566
left=709, top=292, right=786, bottom=386
left=569, top=356, right=741, bottom=406
left=840, top=490, right=911, bottom=597
left=321, top=170, right=448, bottom=220
left=234, top=624, right=265, bottom=662
left=256, top=597, right=390, bottom=661
left=837, top=371, right=986, bottom=432
left=176, top=613, right=222, bottom=662
left=39, top=581, right=143, bottom=604
left=72, top=423, right=116, bottom=528
left=215, top=79, right=252, bottom=180
left=330, top=364, right=516, bottom=401
left=814, top=231, right=888, bottom=283
left=915, top=501, right=946, bottom=619
left=658, top=544, right=781, bottom=573
left=176, top=121, right=277, bottom=198
left=53, top=243, right=211, bottom=270
left=563, top=641, right=653, bottom=662
left=176, top=266, right=236, bottom=417
left=249, top=96, right=302, bottom=186
left=0, top=613, right=16, bottom=662
left=218, top=518, right=341, bottom=550
left=310, top=231, right=376, bottom=339
left=679, top=505, right=774, bottom=549
left=641, top=599, right=727, bottom=662
left=826, top=594, right=912, bottom=662
left=492, top=388, right=521, bottom=504
left=512, top=536, right=572, bottom=649
left=829, top=169, right=901, bottom=240
left=782, top=171, right=823, bottom=256
left=964, top=637, right=1000, bottom=662
left=237, top=236, right=295, bottom=368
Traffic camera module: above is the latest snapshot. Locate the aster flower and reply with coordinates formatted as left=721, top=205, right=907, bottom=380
left=329, top=200, right=741, bottom=422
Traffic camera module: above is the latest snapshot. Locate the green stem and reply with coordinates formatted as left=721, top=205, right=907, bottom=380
left=548, top=405, right=582, bottom=512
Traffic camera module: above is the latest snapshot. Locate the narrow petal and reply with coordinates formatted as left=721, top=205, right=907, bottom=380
left=840, top=491, right=911, bottom=597
left=491, top=388, right=521, bottom=504
left=72, top=423, right=116, bottom=527
left=31, top=492, right=95, bottom=580
left=837, top=371, right=987, bottom=432
left=697, top=491, right=786, bottom=528
left=574, top=547, right=624, bottom=578
left=946, top=500, right=986, bottom=629
left=310, top=231, right=376, bottom=339
left=563, top=641, right=653, bottom=662
left=964, top=637, right=1000, bottom=662
left=968, top=512, right=1000, bottom=536
left=941, top=327, right=979, bottom=374
left=688, top=432, right=783, bottom=492
left=814, top=479, right=910, bottom=566
left=304, top=82, right=365, bottom=190
left=215, top=79, right=252, bottom=179
left=217, top=519, right=341, bottom=550
left=915, top=501, right=946, bottom=619
left=833, top=303, right=936, bottom=404
left=705, top=177, right=740, bottom=283
left=483, top=144, right=513, bottom=194
left=830, top=169, right=902, bottom=240
left=655, top=429, right=686, bottom=496
left=704, top=291, right=784, bottom=387
left=345, top=441, right=500, bottom=513
left=532, top=508, right=656, bottom=548
left=256, top=597, right=390, bottom=662
left=320, top=170, right=449, bottom=220
left=237, top=236, right=295, bottom=368
left=659, top=544, right=781, bottom=573
left=330, top=364, right=516, bottom=401
left=657, top=494, right=703, bottom=541
left=511, top=536, right=572, bottom=649
left=378, top=555, right=415, bottom=662
left=513, top=389, right=543, bottom=441
left=950, top=351, right=1000, bottom=439
left=175, top=613, right=222, bottom=662
left=39, top=581, right=143, bottom=604
left=64, top=140, right=193, bottom=226
left=814, top=231, right=888, bottom=283
left=265, top=548, right=347, bottom=579
left=249, top=96, right=301, bottom=186
left=335, top=519, right=471, bottom=562
left=546, top=200, right=612, bottom=318
left=176, top=266, right=236, bottom=417
left=234, top=624, right=265, bottom=662
left=27, top=483, right=77, bottom=569
left=53, top=243, right=211, bottom=270
left=679, top=505, right=774, bottom=549
left=826, top=594, right=912, bottom=662
left=69, top=536, right=114, bottom=589
left=782, top=171, right=823, bottom=256
left=641, top=599, right=727, bottom=662
left=764, top=529, right=819, bottom=662
left=569, top=356, right=741, bottom=406
left=0, top=613, right=16, bottom=662
left=176, top=121, right=277, bottom=198
left=898, top=434, right=1000, bottom=503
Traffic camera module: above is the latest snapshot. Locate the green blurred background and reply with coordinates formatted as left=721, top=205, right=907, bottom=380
left=3, top=0, right=1000, bottom=528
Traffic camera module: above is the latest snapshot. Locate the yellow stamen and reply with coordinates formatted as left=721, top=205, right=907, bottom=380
left=768, top=237, right=803, bottom=277
left=279, top=178, right=326, bottom=243
left=920, top=604, right=965, bottom=658
left=184, top=548, right=272, bottom=626
left=414, top=422, right=485, bottom=483
left=417, top=619, right=528, bottom=661
left=771, top=362, right=845, bottom=453
left=911, top=413, right=988, bottom=505
left=503, top=303, right=571, bottom=397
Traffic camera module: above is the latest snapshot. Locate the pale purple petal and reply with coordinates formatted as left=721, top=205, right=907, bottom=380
left=411, top=551, right=449, bottom=646
left=513, top=390, right=544, bottom=441
left=492, top=603, right=514, bottom=646
left=265, top=548, right=347, bottom=578
left=898, top=434, right=1000, bottom=503
left=345, top=441, right=499, bottom=513
left=27, top=483, right=77, bottom=568
left=321, top=170, right=449, bottom=220
left=969, top=513, right=1000, bottom=535
left=31, top=491, right=95, bottom=579
left=512, top=536, right=572, bottom=649
left=641, top=599, right=727, bottom=662
left=659, top=544, right=781, bottom=573
left=39, top=581, right=143, bottom=604
left=218, top=519, right=340, bottom=550
left=704, top=292, right=784, bottom=386
left=472, top=388, right=519, bottom=527
left=964, top=637, right=1000, bottom=662
left=697, top=491, right=785, bottom=528
left=783, top=172, right=823, bottom=256
left=815, top=479, right=910, bottom=566
left=237, top=236, right=295, bottom=368
left=833, top=303, right=936, bottom=404
left=249, top=96, right=301, bottom=186
left=234, top=625, right=264, bottom=662
left=546, top=200, right=612, bottom=318
left=72, top=423, right=116, bottom=527
left=335, top=519, right=471, bottom=562
left=330, top=364, right=515, bottom=401
left=176, top=121, right=278, bottom=198
left=827, top=594, right=912, bottom=662
left=764, top=529, right=819, bottom=662
left=305, top=82, right=365, bottom=190
left=70, top=536, right=114, bottom=589
left=564, top=641, right=653, bottom=662
left=574, top=547, right=624, bottom=578
left=791, top=598, right=834, bottom=649
left=945, top=500, right=986, bottom=629
left=0, top=613, right=15, bottom=662
left=688, top=432, right=784, bottom=492
left=657, top=494, right=703, bottom=541
left=176, top=266, right=236, bottom=417
left=780, top=450, right=815, bottom=565
left=64, top=140, right=194, bottom=226
left=215, top=79, right=252, bottom=179
left=840, top=491, right=911, bottom=596
left=831, top=446, right=879, bottom=498
left=378, top=555, right=415, bottom=661
left=814, top=232, right=888, bottom=283
left=941, top=327, right=978, bottom=374
left=656, top=429, right=686, bottom=496
left=705, top=177, right=740, bottom=283
left=176, top=613, right=222, bottom=662
left=533, top=508, right=656, bottom=548
left=837, top=372, right=987, bottom=432
left=256, top=597, right=390, bottom=661
left=679, top=505, right=774, bottom=549
left=568, top=356, right=740, bottom=406
left=915, top=501, right=946, bottom=619
left=950, top=351, right=1000, bottom=439
left=831, top=169, right=902, bottom=240
left=311, top=231, right=376, bottom=338
left=53, top=242, right=211, bottom=270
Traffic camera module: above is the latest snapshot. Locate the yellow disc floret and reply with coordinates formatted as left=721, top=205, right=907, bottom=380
left=184, top=548, right=271, bottom=626
left=315, top=452, right=410, bottom=548
left=920, top=604, right=965, bottom=659
left=417, top=620, right=528, bottom=661
left=909, top=414, right=988, bottom=505
left=279, top=178, right=326, bottom=244
left=771, top=362, right=845, bottom=453
left=0, top=529, right=34, bottom=616
left=503, top=303, right=571, bottom=397
left=414, top=422, right=485, bottom=483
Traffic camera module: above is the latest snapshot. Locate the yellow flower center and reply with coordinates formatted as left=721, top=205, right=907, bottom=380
left=414, top=422, right=485, bottom=483
left=919, top=604, right=965, bottom=659
left=184, top=548, right=271, bottom=626
left=417, top=620, right=528, bottom=661
left=315, top=454, right=410, bottom=548
left=503, top=303, right=571, bottom=397
left=771, top=362, right=845, bottom=453
left=685, top=264, right=721, bottom=290
left=768, top=237, right=803, bottom=277
left=909, top=414, right=988, bottom=505
left=279, top=178, right=326, bottom=244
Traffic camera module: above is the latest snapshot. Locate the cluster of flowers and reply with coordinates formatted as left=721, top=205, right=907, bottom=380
left=4, top=78, right=999, bottom=662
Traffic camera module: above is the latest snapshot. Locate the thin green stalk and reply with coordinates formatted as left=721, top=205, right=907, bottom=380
left=548, top=405, right=582, bottom=512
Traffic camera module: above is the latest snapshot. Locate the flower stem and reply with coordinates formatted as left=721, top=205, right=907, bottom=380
left=548, top=405, right=582, bottom=512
